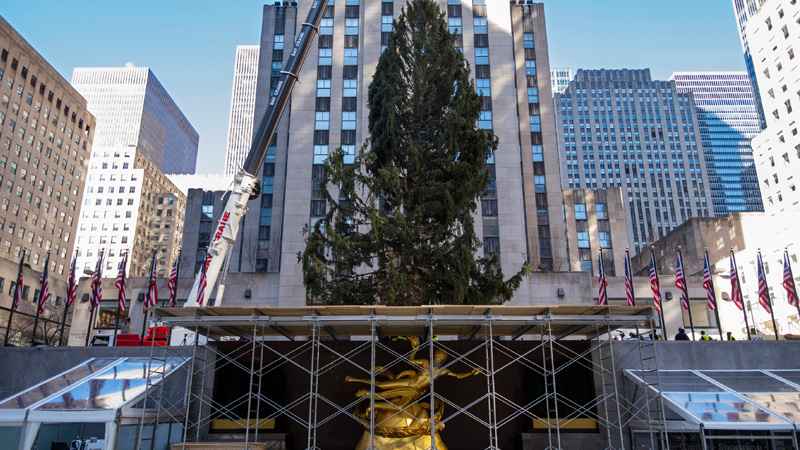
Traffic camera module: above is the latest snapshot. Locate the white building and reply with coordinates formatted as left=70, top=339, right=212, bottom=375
left=550, top=67, right=572, bottom=94
left=671, top=72, right=763, bottom=215
left=710, top=214, right=800, bottom=338
left=71, top=65, right=196, bottom=277
left=642, top=212, right=800, bottom=339
left=744, top=0, right=800, bottom=214
left=224, top=45, right=260, bottom=176
left=71, top=65, right=199, bottom=174
left=731, top=0, right=768, bottom=127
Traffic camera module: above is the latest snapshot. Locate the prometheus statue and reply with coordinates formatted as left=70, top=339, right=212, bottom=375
left=345, top=336, right=480, bottom=450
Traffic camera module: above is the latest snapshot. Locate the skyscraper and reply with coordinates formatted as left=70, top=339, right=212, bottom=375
left=224, top=45, right=260, bottom=176
left=0, top=17, right=94, bottom=283
left=551, top=67, right=573, bottom=94
left=671, top=72, right=763, bottom=215
left=744, top=0, right=800, bottom=214
left=71, top=65, right=199, bottom=174
left=200, top=0, right=568, bottom=305
left=71, top=65, right=196, bottom=277
left=555, top=69, right=712, bottom=252
left=731, top=0, right=768, bottom=128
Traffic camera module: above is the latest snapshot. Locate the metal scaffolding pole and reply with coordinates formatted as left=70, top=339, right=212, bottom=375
left=546, top=318, right=562, bottom=450
left=484, top=317, right=499, bottom=450
left=369, top=318, right=377, bottom=450
left=244, top=323, right=258, bottom=446
left=608, top=323, right=625, bottom=450
left=428, top=317, right=437, bottom=450
left=306, top=320, right=320, bottom=450
left=596, top=323, right=614, bottom=450
left=541, top=325, right=553, bottom=450
left=254, top=321, right=266, bottom=444
left=181, top=326, right=198, bottom=449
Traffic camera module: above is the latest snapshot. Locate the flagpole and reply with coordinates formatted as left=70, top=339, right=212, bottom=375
left=86, top=249, right=104, bottom=347
left=31, top=252, right=50, bottom=347
left=85, top=304, right=96, bottom=347
left=141, top=251, right=157, bottom=341
left=758, top=250, right=781, bottom=341
left=731, top=251, right=751, bottom=340
left=3, top=303, right=16, bottom=347
left=769, top=305, right=780, bottom=340
left=677, top=248, right=695, bottom=340
left=713, top=301, right=723, bottom=339
left=745, top=300, right=754, bottom=340
left=113, top=252, right=128, bottom=347
left=789, top=250, right=800, bottom=328
left=140, top=306, right=149, bottom=341
left=3, top=250, right=25, bottom=347
left=705, top=250, right=724, bottom=338
left=58, top=302, right=70, bottom=346
left=59, top=254, right=78, bottom=347
left=113, top=300, right=121, bottom=347
left=31, top=300, right=41, bottom=347
left=650, top=246, right=667, bottom=339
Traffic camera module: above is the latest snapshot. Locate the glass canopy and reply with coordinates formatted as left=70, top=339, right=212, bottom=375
left=625, top=369, right=800, bottom=431
left=0, top=357, right=188, bottom=421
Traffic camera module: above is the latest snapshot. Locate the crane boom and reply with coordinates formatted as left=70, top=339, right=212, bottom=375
left=184, top=0, right=329, bottom=308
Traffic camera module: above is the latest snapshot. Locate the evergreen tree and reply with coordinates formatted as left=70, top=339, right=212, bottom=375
left=301, top=0, right=529, bottom=305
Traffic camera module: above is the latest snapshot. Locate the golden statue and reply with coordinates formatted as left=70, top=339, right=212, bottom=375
left=345, top=336, right=480, bottom=450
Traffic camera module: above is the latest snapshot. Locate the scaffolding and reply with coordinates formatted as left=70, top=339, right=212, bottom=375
left=143, top=305, right=667, bottom=450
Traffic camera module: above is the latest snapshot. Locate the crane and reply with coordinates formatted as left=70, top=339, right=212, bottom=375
left=183, top=0, right=329, bottom=308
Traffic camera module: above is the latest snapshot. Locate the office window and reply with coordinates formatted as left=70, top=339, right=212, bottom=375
left=529, top=115, right=541, bottom=132
left=574, top=203, right=587, bottom=220
left=596, top=203, right=607, bottom=219
left=523, top=32, right=534, bottom=49
left=532, top=144, right=544, bottom=162
left=598, top=231, right=611, bottom=249
left=273, top=35, right=284, bottom=50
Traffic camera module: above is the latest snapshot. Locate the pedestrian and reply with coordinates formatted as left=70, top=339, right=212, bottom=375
left=699, top=330, right=712, bottom=341
left=674, top=328, right=690, bottom=341
left=726, top=332, right=736, bottom=341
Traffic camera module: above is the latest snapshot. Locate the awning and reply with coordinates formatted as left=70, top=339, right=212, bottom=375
left=0, top=356, right=188, bottom=423
left=625, top=369, right=800, bottom=431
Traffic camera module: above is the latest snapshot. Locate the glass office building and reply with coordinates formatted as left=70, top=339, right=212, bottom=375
left=671, top=72, right=763, bottom=215
left=555, top=69, right=712, bottom=253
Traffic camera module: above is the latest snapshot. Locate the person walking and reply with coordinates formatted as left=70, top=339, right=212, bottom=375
left=675, top=328, right=691, bottom=341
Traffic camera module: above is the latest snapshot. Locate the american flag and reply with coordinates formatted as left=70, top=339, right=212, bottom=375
left=624, top=249, right=635, bottom=306
left=703, top=250, right=717, bottom=311
left=756, top=251, right=773, bottom=314
left=675, top=251, right=689, bottom=311
left=66, top=254, right=77, bottom=307
left=115, top=252, right=128, bottom=313
left=649, top=248, right=662, bottom=313
left=91, top=249, right=104, bottom=309
left=167, top=255, right=179, bottom=307
left=37, top=252, right=51, bottom=315
left=784, top=250, right=798, bottom=307
left=730, top=251, right=745, bottom=311
left=197, top=256, right=209, bottom=307
left=597, top=251, right=608, bottom=306
left=12, top=250, right=25, bottom=310
left=145, top=253, right=158, bottom=310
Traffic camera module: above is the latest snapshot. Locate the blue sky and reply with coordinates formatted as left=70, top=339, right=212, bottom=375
left=3, top=1, right=745, bottom=174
